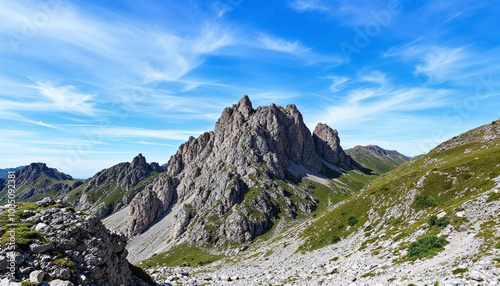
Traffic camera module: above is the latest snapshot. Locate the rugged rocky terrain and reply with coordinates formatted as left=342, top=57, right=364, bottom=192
left=0, top=164, right=83, bottom=205
left=0, top=198, right=154, bottom=285
left=105, top=96, right=397, bottom=263
left=137, top=117, right=500, bottom=285
left=346, top=145, right=411, bottom=174
left=62, top=154, right=165, bottom=218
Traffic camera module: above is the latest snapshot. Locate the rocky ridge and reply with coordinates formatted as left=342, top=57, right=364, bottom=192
left=0, top=198, right=154, bottom=285
left=63, top=154, right=164, bottom=218
left=0, top=164, right=83, bottom=205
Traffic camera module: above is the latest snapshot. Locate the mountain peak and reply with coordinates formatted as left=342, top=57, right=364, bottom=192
left=131, top=153, right=148, bottom=169
left=237, top=95, right=253, bottom=119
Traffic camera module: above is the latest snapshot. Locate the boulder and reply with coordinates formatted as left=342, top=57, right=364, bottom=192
left=29, top=270, right=44, bottom=283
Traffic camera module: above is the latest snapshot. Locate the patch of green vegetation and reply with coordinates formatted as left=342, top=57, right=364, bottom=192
left=53, top=257, right=76, bottom=268
left=428, top=215, right=450, bottom=227
left=452, top=268, right=468, bottom=274
left=1, top=226, right=44, bottom=249
left=330, top=256, right=339, bottom=261
left=442, top=182, right=453, bottom=190
left=408, top=236, right=449, bottom=258
left=139, top=242, right=225, bottom=268
left=319, top=164, right=341, bottom=179
left=347, top=216, right=358, bottom=226
left=331, top=236, right=341, bottom=244
left=360, top=271, right=376, bottom=278
left=462, top=173, right=472, bottom=180
left=415, top=196, right=437, bottom=208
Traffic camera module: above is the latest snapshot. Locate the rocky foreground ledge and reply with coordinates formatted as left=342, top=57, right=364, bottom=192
left=0, top=198, right=153, bottom=286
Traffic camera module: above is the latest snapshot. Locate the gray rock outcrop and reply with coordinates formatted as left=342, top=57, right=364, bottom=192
left=0, top=199, right=153, bottom=285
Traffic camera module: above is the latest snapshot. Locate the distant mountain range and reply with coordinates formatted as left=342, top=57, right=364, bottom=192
left=0, top=166, right=24, bottom=178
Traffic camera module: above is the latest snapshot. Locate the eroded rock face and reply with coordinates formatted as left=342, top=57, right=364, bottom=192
left=125, top=96, right=345, bottom=244
left=125, top=174, right=176, bottom=236
left=0, top=199, right=151, bottom=285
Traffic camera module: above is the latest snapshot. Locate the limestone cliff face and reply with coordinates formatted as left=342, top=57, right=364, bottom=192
left=125, top=96, right=354, bottom=245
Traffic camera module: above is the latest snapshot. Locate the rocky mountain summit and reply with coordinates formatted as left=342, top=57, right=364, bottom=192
left=0, top=198, right=153, bottom=285
left=0, top=164, right=82, bottom=205
left=106, top=96, right=397, bottom=263
left=125, top=96, right=333, bottom=240
left=63, top=154, right=165, bottom=218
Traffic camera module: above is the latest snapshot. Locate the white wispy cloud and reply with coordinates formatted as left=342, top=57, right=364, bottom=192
left=310, top=71, right=454, bottom=130
left=33, top=82, right=95, bottom=115
left=0, top=0, right=236, bottom=91
left=327, top=76, right=350, bottom=92
left=385, top=44, right=500, bottom=85
left=258, top=33, right=311, bottom=55
left=289, top=0, right=398, bottom=27
left=289, top=0, right=330, bottom=12
left=257, top=33, right=342, bottom=64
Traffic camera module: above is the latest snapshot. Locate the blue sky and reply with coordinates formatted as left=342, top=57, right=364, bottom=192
left=0, top=0, right=499, bottom=178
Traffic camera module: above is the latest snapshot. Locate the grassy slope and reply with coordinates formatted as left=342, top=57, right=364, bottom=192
left=347, top=146, right=408, bottom=174
left=299, top=120, right=500, bottom=253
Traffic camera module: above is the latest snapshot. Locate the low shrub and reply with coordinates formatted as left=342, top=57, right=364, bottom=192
left=436, top=217, right=450, bottom=227
left=428, top=215, right=438, bottom=226
left=347, top=216, right=358, bottom=226
left=428, top=215, right=449, bottom=227
left=415, top=196, right=437, bottom=208
left=408, top=235, right=448, bottom=258
left=331, top=236, right=341, bottom=244
left=442, top=182, right=453, bottom=190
